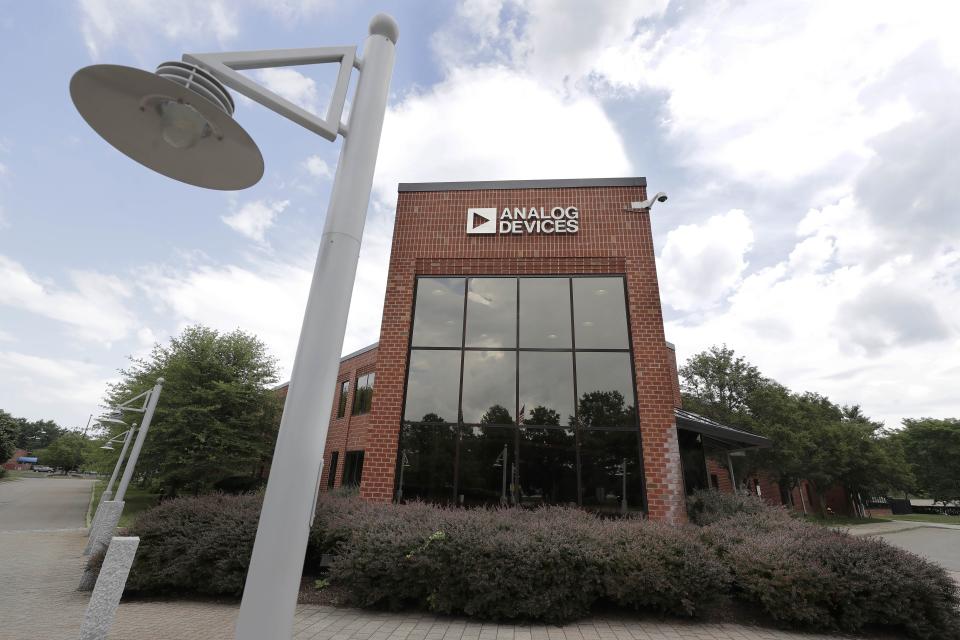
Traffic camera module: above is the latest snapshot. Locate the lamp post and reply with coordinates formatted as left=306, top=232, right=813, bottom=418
left=99, top=424, right=136, bottom=503
left=83, top=380, right=163, bottom=558
left=69, top=15, right=398, bottom=639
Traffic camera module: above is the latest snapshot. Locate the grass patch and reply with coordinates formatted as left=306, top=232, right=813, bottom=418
left=91, top=479, right=160, bottom=528
left=879, top=514, right=960, bottom=525
left=803, top=514, right=888, bottom=526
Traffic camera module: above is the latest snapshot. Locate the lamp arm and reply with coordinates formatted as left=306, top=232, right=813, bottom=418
left=182, top=46, right=357, bottom=142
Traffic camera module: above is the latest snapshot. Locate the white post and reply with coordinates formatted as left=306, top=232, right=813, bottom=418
left=115, top=380, right=164, bottom=503
left=234, top=15, right=397, bottom=640
left=101, top=427, right=135, bottom=503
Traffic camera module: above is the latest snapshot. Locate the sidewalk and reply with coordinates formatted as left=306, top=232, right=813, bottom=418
left=1, top=528, right=889, bottom=640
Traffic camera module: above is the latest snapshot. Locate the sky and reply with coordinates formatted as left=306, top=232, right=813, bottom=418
left=0, top=0, right=958, bottom=430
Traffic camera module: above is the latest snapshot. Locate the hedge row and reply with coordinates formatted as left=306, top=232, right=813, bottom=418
left=126, top=491, right=960, bottom=639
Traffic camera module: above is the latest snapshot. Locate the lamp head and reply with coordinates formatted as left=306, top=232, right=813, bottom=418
left=97, top=416, right=127, bottom=426
left=70, top=61, right=263, bottom=190
left=100, top=443, right=115, bottom=451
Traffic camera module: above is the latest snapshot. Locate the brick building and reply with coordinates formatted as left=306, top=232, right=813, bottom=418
left=278, top=178, right=772, bottom=523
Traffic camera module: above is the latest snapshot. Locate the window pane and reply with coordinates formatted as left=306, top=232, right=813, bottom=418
left=411, top=278, right=465, bottom=348
left=342, top=451, right=364, bottom=486
left=572, top=277, right=629, bottom=348
left=575, top=352, right=637, bottom=427
left=580, top=430, right=644, bottom=514
left=397, top=422, right=457, bottom=504
left=353, top=372, right=374, bottom=415
left=327, top=451, right=339, bottom=488
left=465, top=278, right=516, bottom=348
left=462, top=350, right=515, bottom=424
left=457, top=425, right=516, bottom=507
left=404, top=350, right=461, bottom=423
left=519, top=352, right=575, bottom=427
left=337, top=380, right=349, bottom=418
left=519, top=278, right=572, bottom=348
left=518, top=427, right=577, bottom=506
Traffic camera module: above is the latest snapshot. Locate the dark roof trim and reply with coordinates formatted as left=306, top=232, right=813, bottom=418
left=341, top=342, right=379, bottom=362
left=675, top=408, right=772, bottom=449
left=398, top=177, right=647, bottom=192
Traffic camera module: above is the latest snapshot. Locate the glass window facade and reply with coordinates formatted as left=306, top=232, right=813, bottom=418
left=398, top=276, right=645, bottom=513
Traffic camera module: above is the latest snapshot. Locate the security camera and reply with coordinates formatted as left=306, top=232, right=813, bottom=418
left=626, top=192, right=669, bottom=211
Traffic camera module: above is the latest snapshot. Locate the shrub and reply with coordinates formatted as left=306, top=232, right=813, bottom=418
left=127, top=492, right=261, bottom=596
left=320, top=496, right=724, bottom=623
left=126, top=491, right=960, bottom=638
left=703, top=514, right=960, bottom=639
left=686, top=488, right=774, bottom=525
left=598, top=519, right=729, bottom=616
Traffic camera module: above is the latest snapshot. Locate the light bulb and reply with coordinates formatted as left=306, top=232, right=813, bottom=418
left=159, top=101, right=209, bottom=149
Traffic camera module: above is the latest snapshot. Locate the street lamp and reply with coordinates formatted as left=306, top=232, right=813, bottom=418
left=98, top=424, right=137, bottom=502
left=69, top=14, right=398, bottom=639
left=83, top=380, right=164, bottom=558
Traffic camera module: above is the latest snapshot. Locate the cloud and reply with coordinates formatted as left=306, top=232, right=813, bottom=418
left=666, top=196, right=960, bottom=427
left=373, top=65, right=632, bottom=207
left=303, top=155, right=333, bottom=179
left=658, top=210, right=753, bottom=312
left=0, top=351, right=116, bottom=424
left=254, top=68, right=320, bottom=114
left=221, top=199, right=289, bottom=242
left=0, top=255, right=138, bottom=344
left=78, top=0, right=240, bottom=59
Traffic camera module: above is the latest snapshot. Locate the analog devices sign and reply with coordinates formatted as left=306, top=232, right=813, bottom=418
left=466, top=206, right=580, bottom=235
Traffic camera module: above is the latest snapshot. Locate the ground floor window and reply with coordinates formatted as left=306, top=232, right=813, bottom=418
left=342, top=450, right=364, bottom=486
left=327, top=451, right=339, bottom=489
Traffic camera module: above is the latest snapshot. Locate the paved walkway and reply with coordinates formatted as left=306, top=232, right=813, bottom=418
left=0, top=475, right=93, bottom=531
left=847, top=520, right=960, bottom=584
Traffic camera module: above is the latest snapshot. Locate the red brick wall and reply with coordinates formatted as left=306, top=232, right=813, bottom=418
left=355, top=183, right=687, bottom=523
left=705, top=455, right=733, bottom=493
left=320, top=346, right=378, bottom=490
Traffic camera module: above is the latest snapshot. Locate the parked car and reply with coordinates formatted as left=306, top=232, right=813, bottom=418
left=32, top=465, right=54, bottom=473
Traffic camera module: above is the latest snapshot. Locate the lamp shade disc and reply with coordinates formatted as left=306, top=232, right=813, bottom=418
left=70, top=64, right=264, bottom=190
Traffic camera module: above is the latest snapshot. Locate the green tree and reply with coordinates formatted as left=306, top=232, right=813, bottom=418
left=106, top=325, right=282, bottom=496
left=37, top=432, right=92, bottom=472
left=15, top=419, right=63, bottom=449
left=896, top=418, right=960, bottom=504
left=679, top=345, right=911, bottom=515
left=680, top=344, right=762, bottom=424
left=0, top=410, right=19, bottom=463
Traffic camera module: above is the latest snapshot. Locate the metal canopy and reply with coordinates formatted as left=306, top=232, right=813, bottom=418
left=675, top=407, right=772, bottom=449
left=70, top=64, right=264, bottom=190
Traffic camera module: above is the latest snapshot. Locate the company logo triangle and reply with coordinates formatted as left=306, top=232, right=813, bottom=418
left=466, top=208, right=497, bottom=235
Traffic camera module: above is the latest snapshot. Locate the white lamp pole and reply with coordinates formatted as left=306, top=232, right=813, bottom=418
left=101, top=425, right=136, bottom=502
left=70, top=14, right=398, bottom=639
left=233, top=21, right=397, bottom=640
left=114, top=379, right=164, bottom=503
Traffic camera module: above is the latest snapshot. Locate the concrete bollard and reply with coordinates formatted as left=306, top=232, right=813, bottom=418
left=79, top=536, right=139, bottom=640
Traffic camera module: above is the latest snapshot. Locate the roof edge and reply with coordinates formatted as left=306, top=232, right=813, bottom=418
left=398, top=177, right=647, bottom=193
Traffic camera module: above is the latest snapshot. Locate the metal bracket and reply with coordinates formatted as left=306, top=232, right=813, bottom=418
left=115, top=389, right=152, bottom=414
left=183, top=46, right=357, bottom=142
